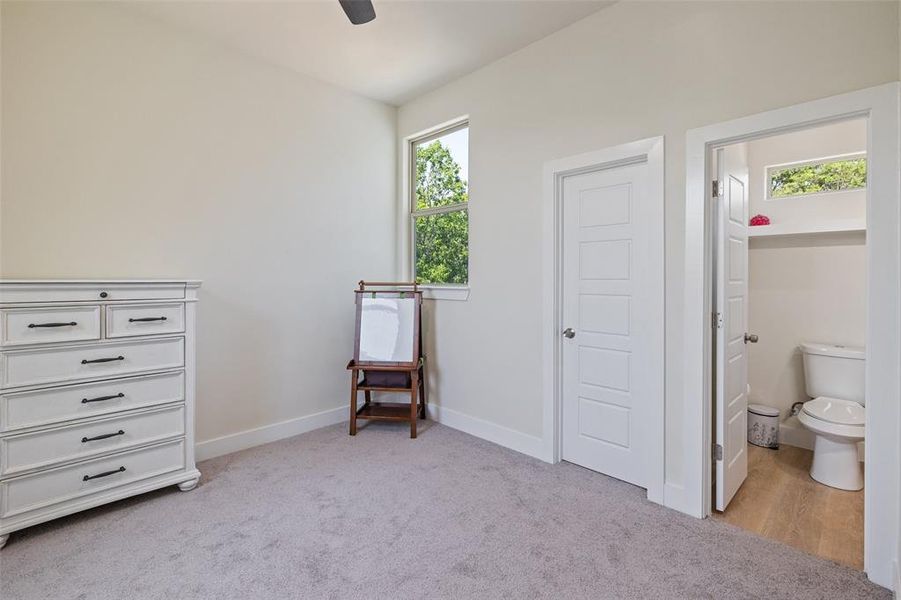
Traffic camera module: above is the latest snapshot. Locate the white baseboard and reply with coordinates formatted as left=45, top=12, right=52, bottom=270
left=194, top=403, right=546, bottom=464
left=779, top=415, right=814, bottom=450
left=195, top=406, right=346, bottom=461
left=427, top=404, right=545, bottom=460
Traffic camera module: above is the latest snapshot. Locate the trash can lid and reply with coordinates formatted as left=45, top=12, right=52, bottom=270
left=748, top=403, right=780, bottom=417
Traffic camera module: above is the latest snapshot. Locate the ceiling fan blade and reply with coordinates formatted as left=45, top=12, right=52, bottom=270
left=339, top=0, right=376, bottom=25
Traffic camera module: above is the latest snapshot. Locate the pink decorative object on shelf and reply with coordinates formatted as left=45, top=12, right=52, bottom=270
left=749, top=214, right=770, bottom=226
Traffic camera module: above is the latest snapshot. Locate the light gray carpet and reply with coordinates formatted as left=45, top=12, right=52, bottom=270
left=0, top=421, right=889, bottom=599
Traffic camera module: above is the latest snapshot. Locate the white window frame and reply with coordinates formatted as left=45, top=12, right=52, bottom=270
left=765, top=151, right=867, bottom=200
left=403, top=117, right=471, bottom=301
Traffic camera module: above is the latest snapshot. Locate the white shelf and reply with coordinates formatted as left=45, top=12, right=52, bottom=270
left=748, top=218, right=866, bottom=238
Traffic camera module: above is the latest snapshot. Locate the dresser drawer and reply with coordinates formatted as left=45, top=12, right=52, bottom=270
left=1, top=337, right=184, bottom=389
left=1, top=371, right=184, bottom=432
left=106, top=303, right=185, bottom=339
left=0, top=282, right=185, bottom=304
left=1, top=405, right=185, bottom=477
left=0, top=439, right=185, bottom=519
left=1, top=306, right=101, bottom=347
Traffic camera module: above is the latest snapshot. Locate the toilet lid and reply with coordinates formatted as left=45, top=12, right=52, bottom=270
left=802, top=397, right=865, bottom=426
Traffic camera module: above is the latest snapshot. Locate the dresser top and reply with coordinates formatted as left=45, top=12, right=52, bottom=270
left=0, top=279, right=201, bottom=287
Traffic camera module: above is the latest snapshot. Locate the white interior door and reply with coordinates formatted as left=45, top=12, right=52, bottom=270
left=714, top=145, right=750, bottom=511
left=561, top=160, right=660, bottom=489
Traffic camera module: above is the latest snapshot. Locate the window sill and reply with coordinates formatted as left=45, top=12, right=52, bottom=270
left=420, top=285, right=470, bottom=301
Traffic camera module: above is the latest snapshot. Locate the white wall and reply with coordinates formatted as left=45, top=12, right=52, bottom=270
left=747, top=119, right=867, bottom=226
left=897, top=14, right=901, bottom=593
left=0, top=2, right=397, bottom=447
left=744, top=120, right=868, bottom=419
left=396, top=1, right=898, bottom=492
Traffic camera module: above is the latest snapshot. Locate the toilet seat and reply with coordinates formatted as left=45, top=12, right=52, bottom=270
left=798, top=398, right=865, bottom=442
left=802, top=397, right=865, bottom=426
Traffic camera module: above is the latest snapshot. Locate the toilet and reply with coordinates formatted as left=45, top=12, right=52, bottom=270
left=797, top=342, right=865, bottom=491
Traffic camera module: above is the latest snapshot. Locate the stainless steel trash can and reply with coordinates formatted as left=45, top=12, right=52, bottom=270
left=748, top=403, right=780, bottom=449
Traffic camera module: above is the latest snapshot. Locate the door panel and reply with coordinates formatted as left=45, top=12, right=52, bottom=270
left=579, top=295, right=630, bottom=335
left=715, top=146, right=750, bottom=511
left=561, top=161, right=660, bottom=489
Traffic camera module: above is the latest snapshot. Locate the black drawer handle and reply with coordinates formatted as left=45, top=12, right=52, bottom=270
left=82, top=430, right=125, bottom=443
left=28, top=322, right=77, bottom=328
left=82, top=392, right=125, bottom=404
left=128, top=317, right=167, bottom=322
left=82, top=356, right=124, bottom=365
left=83, top=466, right=126, bottom=481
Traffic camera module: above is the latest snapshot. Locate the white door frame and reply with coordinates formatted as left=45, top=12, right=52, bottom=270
left=683, top=83, right=900, bottom=588
left=541, top=136, right=665, bottom=504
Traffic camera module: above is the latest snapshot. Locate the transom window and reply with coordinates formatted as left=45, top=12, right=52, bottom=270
left=766, top=153, right=867, bottom=199
left=410, top=122, right=469, bottom=285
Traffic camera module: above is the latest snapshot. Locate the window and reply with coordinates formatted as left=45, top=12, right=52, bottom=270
left=767, top=153, right=867, bottom=199
left=410, top=122, right=469, bottom=286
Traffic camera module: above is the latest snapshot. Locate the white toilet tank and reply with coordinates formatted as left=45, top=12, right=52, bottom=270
left=799, top=342, right=866, bottom=405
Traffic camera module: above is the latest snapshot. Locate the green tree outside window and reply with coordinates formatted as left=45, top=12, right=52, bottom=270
left=413, top=136, right=468, bottom=285
left=769, top=157, right=866, bottom=199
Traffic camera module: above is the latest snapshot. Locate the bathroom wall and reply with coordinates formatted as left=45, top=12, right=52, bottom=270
left=748, top=234, right=866, bottom=417
left=746, top=120, right=867, bottom=419
left=747, top=119, right=867, bottom=226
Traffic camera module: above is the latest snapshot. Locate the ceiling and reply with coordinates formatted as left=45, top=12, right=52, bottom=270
left=131, top=0, right=613, bottom=106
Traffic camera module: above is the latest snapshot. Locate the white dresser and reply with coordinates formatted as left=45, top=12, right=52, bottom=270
left=0, top=280, right=201, bottom=548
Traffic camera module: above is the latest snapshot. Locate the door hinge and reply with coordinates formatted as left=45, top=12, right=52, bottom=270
left=714, top=444, right=723, bottom=461
left=711, top=179, right=723, bottom=198
left=711, top=312, right=723, bottom=329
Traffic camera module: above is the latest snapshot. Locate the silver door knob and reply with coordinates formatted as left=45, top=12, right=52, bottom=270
left=744, top=333, right=759, bottom=344
left=562, top=328, right=576, bottom=339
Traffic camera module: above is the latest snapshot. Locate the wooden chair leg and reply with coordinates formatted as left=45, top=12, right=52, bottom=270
left=410, top=371, right=418, bottom=439
left=349, top=371, right=358, bottom=436
left=364, top=389, right=371, bottom=405
left=420, top=359, right=428, bottom=419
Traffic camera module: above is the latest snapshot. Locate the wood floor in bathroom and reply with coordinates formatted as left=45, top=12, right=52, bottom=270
left=712, top=444, right=864, bottom=570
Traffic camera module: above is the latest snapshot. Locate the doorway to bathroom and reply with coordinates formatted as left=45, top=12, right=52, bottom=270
left=683, top=84, right=900, bottom=589
left=708, top=118, right=867, bottom=570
